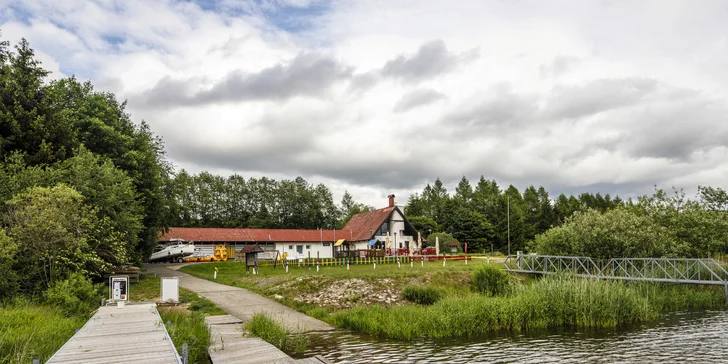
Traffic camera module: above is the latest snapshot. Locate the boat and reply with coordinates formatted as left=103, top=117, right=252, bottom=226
left=149, top=239, right=195, bottom=263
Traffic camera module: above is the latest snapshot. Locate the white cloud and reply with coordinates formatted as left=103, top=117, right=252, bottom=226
left=2, top=0, right=728, bottom=207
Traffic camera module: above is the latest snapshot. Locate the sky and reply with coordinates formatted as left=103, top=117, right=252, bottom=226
left=1, top=0, right=727, bottom=207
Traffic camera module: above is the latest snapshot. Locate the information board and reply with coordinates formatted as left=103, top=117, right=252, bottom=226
left=109, top=275, right=129, bottom=301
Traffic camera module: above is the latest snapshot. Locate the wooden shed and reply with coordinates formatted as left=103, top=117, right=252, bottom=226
left=238, top=244, right=265, bottom=272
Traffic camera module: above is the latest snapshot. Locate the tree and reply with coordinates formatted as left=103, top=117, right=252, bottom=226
left=425, top=232, right=458, bottom=253
left=0, top=229, right=19, bottom=298
left=454, top=176, right=473, bottom=205
left=407, top=216, right=439, bottom=237
left=5, top=185, right=126, bottom=293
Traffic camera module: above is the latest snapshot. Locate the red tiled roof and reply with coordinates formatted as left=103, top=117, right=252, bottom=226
left=160, top=227, right=349, bottom=243
left=341, top=207, right=394, bottom=241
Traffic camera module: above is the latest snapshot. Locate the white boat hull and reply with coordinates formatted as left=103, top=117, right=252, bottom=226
left=149, top=244, right=195, bottom=263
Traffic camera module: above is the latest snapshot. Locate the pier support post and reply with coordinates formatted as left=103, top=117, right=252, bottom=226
left=725, top=284, right=728, bottom=305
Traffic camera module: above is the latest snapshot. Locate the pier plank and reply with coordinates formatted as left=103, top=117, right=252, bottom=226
left=47, top=303, right=180, bottom=364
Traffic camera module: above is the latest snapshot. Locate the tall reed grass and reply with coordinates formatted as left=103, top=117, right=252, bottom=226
left=0, top=299, right=86, bottom=363
left=330, top=275, right=724, bottom=340
left=245, top=313, right=308, bottom=356
left=159, top=308, right=212, bottom=364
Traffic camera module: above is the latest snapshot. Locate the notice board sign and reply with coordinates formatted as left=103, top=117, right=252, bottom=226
left=109, top=275, right=129, bottom=301
left=161, top=277, right=179, bottom=303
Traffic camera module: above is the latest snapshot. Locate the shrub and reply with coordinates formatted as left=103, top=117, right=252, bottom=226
left=246, top=313, right=307, bottom=356
left=472, top=265, right=509, bottom=296
left=44, top=273, right=100, bottom=316
left=402, top=285, right=443, bottom=305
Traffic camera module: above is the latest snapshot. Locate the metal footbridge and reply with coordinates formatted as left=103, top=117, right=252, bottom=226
left=504, top=255, right=728, bottom=301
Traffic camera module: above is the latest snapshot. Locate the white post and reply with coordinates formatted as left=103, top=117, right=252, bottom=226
left=398, top=261, right=401, bottom=268
left=316, top=265, right=320, bottom=273
left=286, top=265, right=289, bottom=273
left=465, top=258, right=468, bottom=265
left=347, top=263, right=350, bottom=270
left=443, top=259, right=446, bottom=266
left=411, top=261, right=413, bottom=268
left=421, top=260, right=424, bottom=267
left=373, top=263, right=376, bottom=270
left=214, top=268, right=217, bottom=280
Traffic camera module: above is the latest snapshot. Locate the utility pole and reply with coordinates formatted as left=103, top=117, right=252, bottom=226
left=507, top=195, right=511, bottom=257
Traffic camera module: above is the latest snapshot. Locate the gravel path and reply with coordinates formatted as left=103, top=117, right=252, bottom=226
left=144, top=264, right=334, bottom=334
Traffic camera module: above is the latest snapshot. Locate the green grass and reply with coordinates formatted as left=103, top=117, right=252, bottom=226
left=0, top=299, right=87, bottom=363
left=329, top=275, right=725, bottom=340
left=159, top=308, right=212, bottom=364
left=245, top=313, right=308, bottom=357
left=402, top=285, right=444, bottom=305
left=180, top=259, right=498, bottom=301
left=132, top=274, right=225, bottom=315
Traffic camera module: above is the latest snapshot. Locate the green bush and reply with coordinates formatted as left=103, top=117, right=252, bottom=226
left=246, top=313, right=307, bottom=356
left=44, top=273, right=100, bottom=316
left=472, top=265, right=509, bottom=296
left=402, top=285, right=443, bottom=305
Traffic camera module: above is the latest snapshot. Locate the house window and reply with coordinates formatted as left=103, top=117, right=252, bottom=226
left=323, top=243, right=330, bottom=246
left=306, top=245, right=311, bottom=250
left=296, top=245, right=303, bottom=254
left=378, top=222, right=389, bottom=235
left=289, top=245, right=293, bottom=250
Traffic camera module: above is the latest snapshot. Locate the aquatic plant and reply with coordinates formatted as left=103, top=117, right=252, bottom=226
left=402, top=285, right=444, bottom=305
left=471, top=265, right=509, bottom=296
left=246, top=313, right=308, bottom=356
left=330, top=275, right=724, bottom=340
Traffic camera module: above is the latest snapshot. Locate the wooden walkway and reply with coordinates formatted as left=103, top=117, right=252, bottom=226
left=206, top=315, right=329, bottom=364
left=47, top=303, right=180, bottom=364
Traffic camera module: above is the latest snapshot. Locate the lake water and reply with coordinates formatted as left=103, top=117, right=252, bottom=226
left=305, top=310, right=728, bottom=363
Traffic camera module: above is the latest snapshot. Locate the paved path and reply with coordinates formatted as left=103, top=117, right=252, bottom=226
left=145, top=264, right=334, bottom=334
left=47, top=303, right=180, bottom=364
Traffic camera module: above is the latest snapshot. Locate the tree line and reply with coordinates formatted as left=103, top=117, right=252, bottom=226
left=404, top=176, right=623, bottom=254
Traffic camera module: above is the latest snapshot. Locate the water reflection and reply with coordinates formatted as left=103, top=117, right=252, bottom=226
left=305, top=310, right=728, bottom=363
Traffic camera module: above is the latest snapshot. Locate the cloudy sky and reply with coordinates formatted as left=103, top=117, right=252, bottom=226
left=2, top=0, right=727, bottom=207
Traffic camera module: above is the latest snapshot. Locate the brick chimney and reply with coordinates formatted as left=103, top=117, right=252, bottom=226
left=388, top=194, right=395, bottom=208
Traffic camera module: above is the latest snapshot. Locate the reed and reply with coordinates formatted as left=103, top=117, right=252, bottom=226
left=0, top=299, right=86, bottom=363
left=402, top=285, right=444, bottom=305
left=330, top=275, right=723, bottom=340
left=159, top=308, right=212, bottom=364
left=245, top=313, right=308, bottom=356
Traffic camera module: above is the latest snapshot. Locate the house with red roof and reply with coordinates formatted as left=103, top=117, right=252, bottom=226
left=159, top=194, right=421, bottom=259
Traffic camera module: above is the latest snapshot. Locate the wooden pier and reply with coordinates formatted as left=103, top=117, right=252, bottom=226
left=46, top=303, right=180, bottom=364
left=206, top=315, right=329, bottom=364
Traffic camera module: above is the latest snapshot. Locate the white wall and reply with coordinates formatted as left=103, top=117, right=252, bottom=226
left=276, top=242, right=334, bottom=259
left=389, top=209, right=413, bottom=248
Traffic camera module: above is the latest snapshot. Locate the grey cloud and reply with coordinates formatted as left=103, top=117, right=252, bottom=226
left=619, top=91, right=728, bottom=160
left=348, top=71, right=381, bottom=92
left=381, top=40, right=477, bottom=83
left=136, top=52, right=352, bottom=107
left=544, top=78, right=659, bottom=120
left=393, top=89, right=446, bottom=113
left=540, top=55, right=580, bottom=77
left=445, top=86, right=538, bottom=132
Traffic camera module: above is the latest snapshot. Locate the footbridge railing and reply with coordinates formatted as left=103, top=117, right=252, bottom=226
left=505, top=255, right=728, bottom=303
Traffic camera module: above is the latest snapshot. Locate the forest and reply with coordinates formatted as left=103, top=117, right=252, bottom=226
left=1, top=35, right=727, bottom=303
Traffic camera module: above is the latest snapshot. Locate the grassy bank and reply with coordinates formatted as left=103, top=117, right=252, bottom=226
left=245, top=313, right=308, bottom=357
left=328, top=275, right=725, bottom=340
left=0, top=299, right=88, bottom=363
left=181, top=261, right=725, bottom=342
